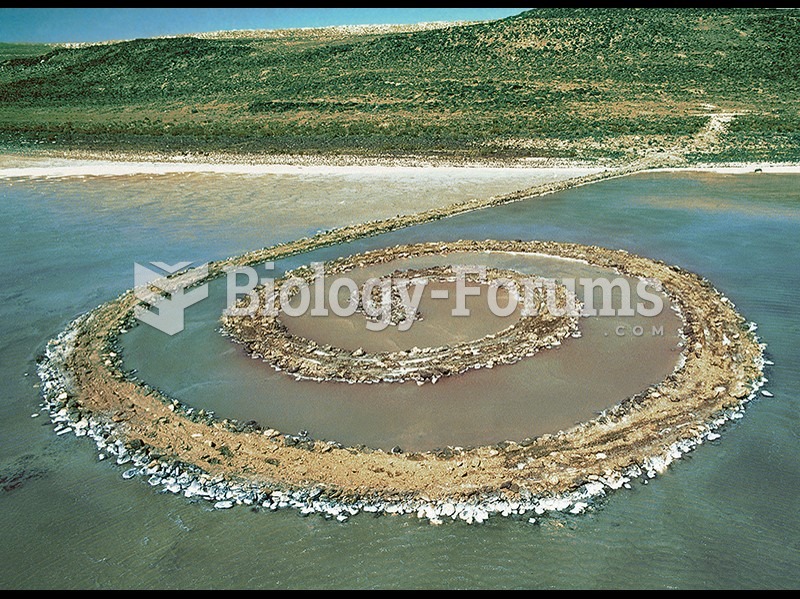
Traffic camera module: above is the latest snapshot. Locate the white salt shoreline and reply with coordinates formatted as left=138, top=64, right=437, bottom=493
left=1, top=155, right=798, bottom=180
left=0, top=156, right=601, bottom=180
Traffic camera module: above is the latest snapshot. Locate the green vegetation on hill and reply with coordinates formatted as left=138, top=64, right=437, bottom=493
left=0, top=8, right=798, bottom=161
left=0, top=42, right=57, bottom=62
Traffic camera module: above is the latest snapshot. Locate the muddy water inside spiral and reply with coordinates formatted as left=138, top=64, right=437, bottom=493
left=121, top=251, right=682, bottom=451
left=282, top=274, right=524, bottom=354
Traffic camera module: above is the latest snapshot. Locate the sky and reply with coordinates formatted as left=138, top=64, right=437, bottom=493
left=0, top=8, right=527, bottom=44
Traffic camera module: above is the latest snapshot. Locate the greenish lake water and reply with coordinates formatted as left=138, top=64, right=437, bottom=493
left=0, top=169, right=798, bottom=589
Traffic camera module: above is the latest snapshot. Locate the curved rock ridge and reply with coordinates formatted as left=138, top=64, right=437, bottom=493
left=222, top=261, right=580, bottom=384
left=36, top=238, right=766, bottom=523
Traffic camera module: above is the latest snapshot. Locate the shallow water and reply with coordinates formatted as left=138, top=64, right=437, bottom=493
left=0, top=169, right=798, bottom=589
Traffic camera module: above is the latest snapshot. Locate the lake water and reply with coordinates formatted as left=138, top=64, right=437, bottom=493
left=0, top=168, right=798, bottom=588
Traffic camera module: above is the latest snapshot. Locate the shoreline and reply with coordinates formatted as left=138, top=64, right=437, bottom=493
left=0, top=148, right=606, bottom=174
left=2, top=151, right=799, bottom=179
left=0, top=160, right=601, bottom=180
